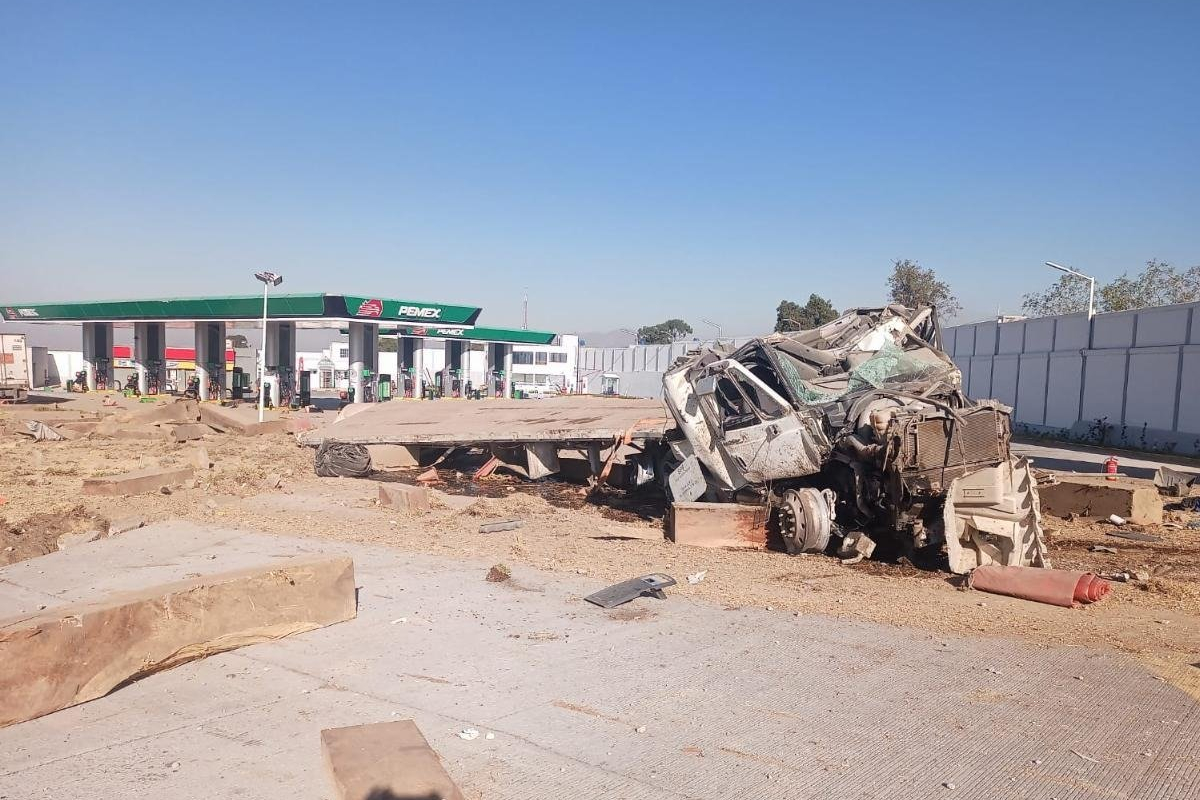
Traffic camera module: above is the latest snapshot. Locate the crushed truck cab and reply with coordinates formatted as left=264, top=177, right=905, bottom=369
left=662, top=305, right=1049, bottom=573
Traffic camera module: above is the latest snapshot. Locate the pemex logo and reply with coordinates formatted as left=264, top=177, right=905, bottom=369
left=355, top=298, right=383, bottom=318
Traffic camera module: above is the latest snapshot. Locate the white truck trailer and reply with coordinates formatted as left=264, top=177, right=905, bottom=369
left=0, top=333, right=31, bottom=402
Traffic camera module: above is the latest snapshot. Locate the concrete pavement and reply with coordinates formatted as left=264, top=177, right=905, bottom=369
left=1, top=521, right=1197, bottom=799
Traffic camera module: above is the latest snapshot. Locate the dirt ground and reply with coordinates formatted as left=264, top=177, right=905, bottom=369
left=4, top=394, right=1200, bottom=700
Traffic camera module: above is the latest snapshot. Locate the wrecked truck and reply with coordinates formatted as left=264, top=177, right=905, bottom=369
left=662, top=305, right=1049, bottom=573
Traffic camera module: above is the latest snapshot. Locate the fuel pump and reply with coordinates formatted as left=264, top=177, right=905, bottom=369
left=297, top=370, right=311, bottom=407
left=451, top=369, right=463, bottom=398
left=95, top=358, right=112, bottom=391
left=146, top=360, right=162, bottom=395
left=402, top=367, right=415, bottom=398
left=361, top=368, right=376, bottom=403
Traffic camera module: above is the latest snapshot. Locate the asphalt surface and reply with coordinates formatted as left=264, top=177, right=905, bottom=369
left=2, top=521, right=1198, bottom=799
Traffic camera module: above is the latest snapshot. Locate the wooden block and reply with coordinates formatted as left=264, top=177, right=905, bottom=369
left=82, top=466, right=195, bottom=496
left=0, top=555, right=356, bottom=728
left=668, top=502, right=769, bottom=549
left=170, top=423, right=211, bottom=442
left=1038, top=475, right=1163, bottom=525
left=378, top=483, right=430, bottom=512
left=321, top=720, right=465, bottom=800
left=365, top=444, right=421, bottom=469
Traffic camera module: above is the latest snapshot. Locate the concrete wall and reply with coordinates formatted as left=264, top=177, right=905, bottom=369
left=578, top=337, right=754, bottom=397
left=946, top=302, right=1200, bottom=453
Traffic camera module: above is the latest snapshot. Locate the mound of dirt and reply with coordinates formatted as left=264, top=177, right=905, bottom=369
left=0, top=505, right=107, bottom=567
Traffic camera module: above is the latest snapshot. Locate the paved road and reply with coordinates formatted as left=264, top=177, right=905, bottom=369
left=1015, top=440, right=1200, bottom=480
left=2, top=522, right=1198, bottom=799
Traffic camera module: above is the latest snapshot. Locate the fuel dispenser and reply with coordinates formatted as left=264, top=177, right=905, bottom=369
left=361, top=368, right=376, bottom=403
left=378, top=374, right=392, bottom=401
left=297, top=370, right=311, bottom=407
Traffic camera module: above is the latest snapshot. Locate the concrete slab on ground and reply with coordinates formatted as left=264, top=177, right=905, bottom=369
left=299, top=396, right=674, bottom=447
left=1, top=521, right=1197, bottom=799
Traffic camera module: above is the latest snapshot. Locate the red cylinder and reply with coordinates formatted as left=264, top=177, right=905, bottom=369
left=1104, top=456, right=1118, bottom=481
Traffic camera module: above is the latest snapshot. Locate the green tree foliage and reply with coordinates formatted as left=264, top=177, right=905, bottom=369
left=886, top=259, right=961, bottom=319
left=226, top=334, right=249, bottom=348
left=379, top=337, right=398, bottom=352
left=774, top=294, right=838, bottom=332
left=1023, top=259, right=1200, bottom=317
left=637, top=318, right=693, bottom=344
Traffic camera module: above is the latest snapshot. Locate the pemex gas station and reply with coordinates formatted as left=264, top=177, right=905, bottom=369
left=0, top=291, right=558, bottom=404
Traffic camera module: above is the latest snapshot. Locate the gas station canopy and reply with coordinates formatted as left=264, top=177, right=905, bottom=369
left=364, top=326, right=557, bottom=345
left=0, top=293, right=482, bottom=329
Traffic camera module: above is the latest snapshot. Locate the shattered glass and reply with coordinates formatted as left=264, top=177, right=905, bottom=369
left=775, top=342, right=951, bottom=405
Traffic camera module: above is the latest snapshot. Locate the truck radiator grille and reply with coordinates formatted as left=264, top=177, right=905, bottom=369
left=892, top=407, right=1009, bottom=491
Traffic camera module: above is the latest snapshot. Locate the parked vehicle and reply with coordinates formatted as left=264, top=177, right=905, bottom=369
left=0, top=333, right=30, bottom=403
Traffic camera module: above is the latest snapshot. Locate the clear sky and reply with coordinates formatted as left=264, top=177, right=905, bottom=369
left=2, top=0, right=1198, bottom=338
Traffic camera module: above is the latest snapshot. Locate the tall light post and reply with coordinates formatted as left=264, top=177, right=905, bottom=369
left=254, top=271, right=283, bottom=422
left=619, top=327, right=639, bottom=346
left=1045, top=261, right=1095, bottom=319
left=701, top=317, right=723, bottom=343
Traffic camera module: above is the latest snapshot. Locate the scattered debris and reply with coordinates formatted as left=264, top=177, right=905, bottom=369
left=1108, top=514, right=1127, bottom=526
left=1070, top=749, right=1102, bottom=764
left=415, top=468, right=442, bottom=484
left=486, top=563, right=512, bottom=583
left=479, top=519, right=523, bottom=534
left=584, top=573, right=677, bottom=608
left=314, top=441, right=371, bottom=478
left=1107, top=530, right=1162, bottom=543
left=1153, top=465, right=1197, bottom=496
left=1100, top=570, right=1151, bottom=584
left=457, top=728, right=480, bottom=741
left=321, top=720, right=466, bottom=800
left=1089, top=545, right=1118, bottom=554
left=968, top=565, right=1110, bottom=608
left=19, top=420, right=65, bottom=442
left=56, top=529, right=100, bottom=550
left=686, top=570, right=707, bottom=585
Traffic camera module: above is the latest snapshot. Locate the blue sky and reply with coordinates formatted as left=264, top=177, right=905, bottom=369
left=2, top=0, right=1198, bottom=338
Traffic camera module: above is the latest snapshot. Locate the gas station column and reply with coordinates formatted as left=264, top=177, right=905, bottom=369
left=502, top=345, right=514, bottom=398
left=81, top=322, right=113, bottom=391
left=133, top=322, right=166, bottom=395
left=348, top=321, right=377, bottom=403
left=194, top=321, right=226, bottom=400
left=411, top=337, right=425, bottom=400
left=264, top=321, right=296, bottom=407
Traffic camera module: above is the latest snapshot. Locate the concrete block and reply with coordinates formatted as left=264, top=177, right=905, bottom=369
left=133, top=400, right=200, bottom=425
left=107, top=516, right=146, bottom=536
left=366, top=444, right=421, bottom=469
left=199, top=405, right=287, bottom=436
left=189, top=446, right=212, bottom=470
left=321, top=720, right=465, bottom=800
left=56, top=529, right=100, bottom=550
left=378, top=483, right=431, bottom=512
left=1038, top=476, right=1164, bottom=525
left=668, top=502, right=769, bottom=549
left=82, top=466, right=196, bottom=497
left=169, top=423, right=211, bottom=442
left=0, top=554, right=356, bottom=728
left=92, top=420, right=168, bottom=440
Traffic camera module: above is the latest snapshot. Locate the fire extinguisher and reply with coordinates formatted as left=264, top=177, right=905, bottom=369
left=1104, top=456, right=1119, bottom=481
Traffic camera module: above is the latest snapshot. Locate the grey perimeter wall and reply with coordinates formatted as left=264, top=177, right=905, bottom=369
left=946, top=302, right=1200, bottom=454
left=578, top=338, right=754, bottom=401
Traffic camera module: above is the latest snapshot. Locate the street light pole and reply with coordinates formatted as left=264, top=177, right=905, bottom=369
left=1045, top=261, right=1095, bottom=319
left=619, top=328, right=639, bottom=346
left=701, top=317, right=723, bottom=342
left=254, top=271, right=283, bottom=422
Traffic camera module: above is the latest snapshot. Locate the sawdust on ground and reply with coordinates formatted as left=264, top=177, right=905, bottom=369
left=3, top=395, right=1200, bottom=698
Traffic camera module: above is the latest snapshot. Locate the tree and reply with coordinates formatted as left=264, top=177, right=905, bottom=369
left=1023, top=259, right=1200, bottom=317
left=637, top=318, right=693, bottom=344
left=887, top=259, right=961, bottom=319
left=1099, top=259, right=1200, bottom=312
left=1021, top=275, right=1093, bottom=317
left=227, top=334, right=249, bottom=348
left=379, top=337, right=398, bottom=352
left=775, top=294, right=838, bottom=332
